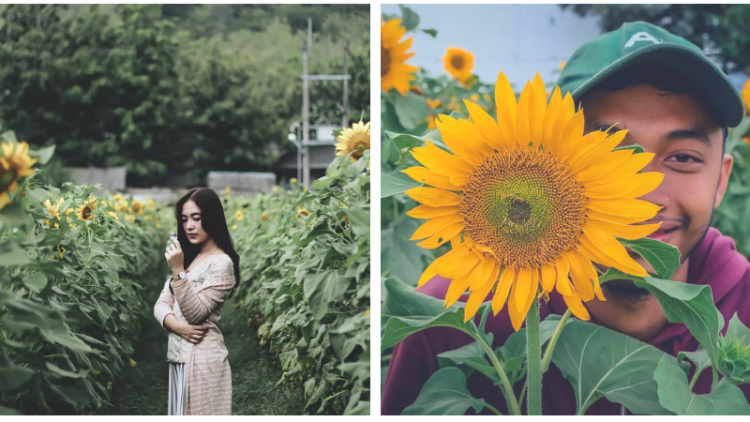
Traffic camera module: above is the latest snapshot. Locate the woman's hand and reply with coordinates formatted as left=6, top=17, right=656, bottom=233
left=178, top=321, right=210, bottom=344
left=165, top=238, right=185, bottom=275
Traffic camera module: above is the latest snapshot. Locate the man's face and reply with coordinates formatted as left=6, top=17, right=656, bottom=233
left=581, top=84, right=733, bottom=286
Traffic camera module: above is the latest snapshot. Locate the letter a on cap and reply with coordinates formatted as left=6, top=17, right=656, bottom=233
left=624, top=32, right=662, bottom=48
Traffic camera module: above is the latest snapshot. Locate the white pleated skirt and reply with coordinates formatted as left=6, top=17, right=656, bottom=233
left=168, top=362, right=186, bottom=415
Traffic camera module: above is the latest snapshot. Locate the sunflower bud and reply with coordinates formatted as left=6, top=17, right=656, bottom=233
left=718, top=334, right=750, bottom=384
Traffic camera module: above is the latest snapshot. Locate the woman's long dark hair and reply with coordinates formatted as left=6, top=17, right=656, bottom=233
left=174, top=187, right=241, bottom=298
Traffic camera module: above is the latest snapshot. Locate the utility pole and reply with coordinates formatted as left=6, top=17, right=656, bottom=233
left=342, top=41, right=350, bottom=128
left=302, top=39, right=311, bottom=188
left=299, top=17, right=350, bottom=188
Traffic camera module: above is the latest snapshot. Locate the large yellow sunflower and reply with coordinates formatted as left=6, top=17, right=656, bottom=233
left=443, top=47, right=474, bottom=82
left=335, top=121, right=371, bottom=162
left=0, top=141, right=37, bottom=209
left=403, top=72, right=663, bottom=330
left=381, top=18, right=419, bottom=95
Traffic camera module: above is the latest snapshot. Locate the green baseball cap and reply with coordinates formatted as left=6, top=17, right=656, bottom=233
left=557, top=21, right=744, bottom=128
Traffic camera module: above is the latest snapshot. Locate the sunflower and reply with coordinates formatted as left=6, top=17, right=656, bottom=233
left=0, top=141, right=37, bottom=209
left=85, top=195, right=98, bottom=210
left=381, top=18, right=419, bottom=95
left=235, top=210, right=244, bottom=221
left=114, top=200, right=127, bottom=213
left=426, top=99, right=442, bottom=109
left=742, top=77, right=750, bottom=115
left=132, top=199, right=144, bottom=215
left=147, top=198, right=155, bottom=210
left=124, top=214, right=135, bottom=222
left=298, top=207, right=310, bottom=217
left=112, top=193, right=124, bottom=202
left=262, top=211, right=270, bottom=221
left=403, top=72, right=663, bottom=330
left=64, top=208, right=75, bottom=223
left=107, top=211, right=119, bottom=220
left=443, top=47, right=474, bottom=82
left=76, top=203, right=95, bottom=221
left=51, top=245, right=65, bottom=260
left=43, top=198, right=64, bottom=228
left=225, top=186, right=231, bottom=196
left=426, top=115, right=437, bottom=130
left=290, top=178, right=298, bottom=184
left=231, top=224, right=238, bottom=230
left=335, top=121, right=371, bottom=162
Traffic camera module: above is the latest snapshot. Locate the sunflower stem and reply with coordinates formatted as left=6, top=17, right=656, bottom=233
left=526, top=297, right=542, bottom=415
left=475, top=332, right=521, bottom=415
left=541, top=309, right=571, bottom=373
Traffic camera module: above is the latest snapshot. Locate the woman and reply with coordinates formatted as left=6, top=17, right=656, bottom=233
left=153, top=187, right=241, bottom=415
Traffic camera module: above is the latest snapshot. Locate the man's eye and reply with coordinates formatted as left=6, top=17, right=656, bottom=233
left=671, top=154, right=695, bottom=163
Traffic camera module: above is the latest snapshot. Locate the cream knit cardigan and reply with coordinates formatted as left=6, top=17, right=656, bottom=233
left=154, top=253, right=235, bottom=415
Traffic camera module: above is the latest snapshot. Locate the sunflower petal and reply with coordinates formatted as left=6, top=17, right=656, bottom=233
left=540, top=264, right=557, bottom=293
left=468, top=256, right=498, bottom=290
left=405, top=204, right=460, bottom=219
left=585, top=172, right=664, bottom=200
left=410, top=214, right=464, bottom=241
left=587, top=197, right=661, bottom=222
left=402, top=167, right=461, bottom=191
left=562, top=293, right=591, bottom=321
left=494, top=72, right=518, bottom=146
left=516, top=81, right=533, bottom=147
left=587, top=219, right=662, bottom=240
left=436, top=115, right=489, bottom=165
left=529, top=73, right=547, bottom=147
left=492, top=266, right=515, bottom=315
left=582, top=223, right=649, bottom=277
left=416, top=222, right=465, bottom=249
left=555, top=254, right=574, bottom=296
left=464, top=275, right=496, bottom=322
left=405, top=187, right=461, bottom=207
left=567, top=250, right=595, bottom=301
left=444, top=271, right=472, bottom=308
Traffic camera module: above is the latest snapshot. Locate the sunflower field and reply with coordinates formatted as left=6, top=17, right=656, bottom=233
left=381, top=6, right=750, bottom=416
left=0, top=128, right=171, bottom=415
left=227, top=132, right=371, bottom=415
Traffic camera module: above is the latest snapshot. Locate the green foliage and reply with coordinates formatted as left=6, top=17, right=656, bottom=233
left=714, top=117, right=750, bottom=257
left=403, top=367, right=485, bottom=415
left=0, top=134, right=170, bottom=414
left=552, top=319, right=675, bottom=415
left=560, top=5, right=750, bottom=73
left=718, top=314, right=750, bottom=384
left=227, top=150, right=370, bottom=415
left=654, top=356, right=750, bottom=415
left=0, top=4, right=370, bottom=187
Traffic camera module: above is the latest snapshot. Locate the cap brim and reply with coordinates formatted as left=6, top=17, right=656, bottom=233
left=572, top=43, right=745, bottom=128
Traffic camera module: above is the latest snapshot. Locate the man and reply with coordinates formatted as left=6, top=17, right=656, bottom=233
left=382, top=21, right=749, bottom=415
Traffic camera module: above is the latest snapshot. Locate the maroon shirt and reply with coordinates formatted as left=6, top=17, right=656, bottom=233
left=382, top=228, right=750, bottom=415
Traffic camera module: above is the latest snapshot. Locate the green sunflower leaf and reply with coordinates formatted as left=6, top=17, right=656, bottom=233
left=635, top=277, right=723, bottom=366
left=421, top=28, right=438, bottom=38
left=381, top=170, right=421, bottom=198
left=403, top=367, right=485, bottom=415
left=398, top=5, right=420, bottom=32
left=381, top=277, right=474, bottom=352
left=654, top=356, right=750, bottom=415
left=613, top=144, right=644, bottom=154
left=551, top=318, right=675, bottom=415
left=619, top=237, right=681, bottom=279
